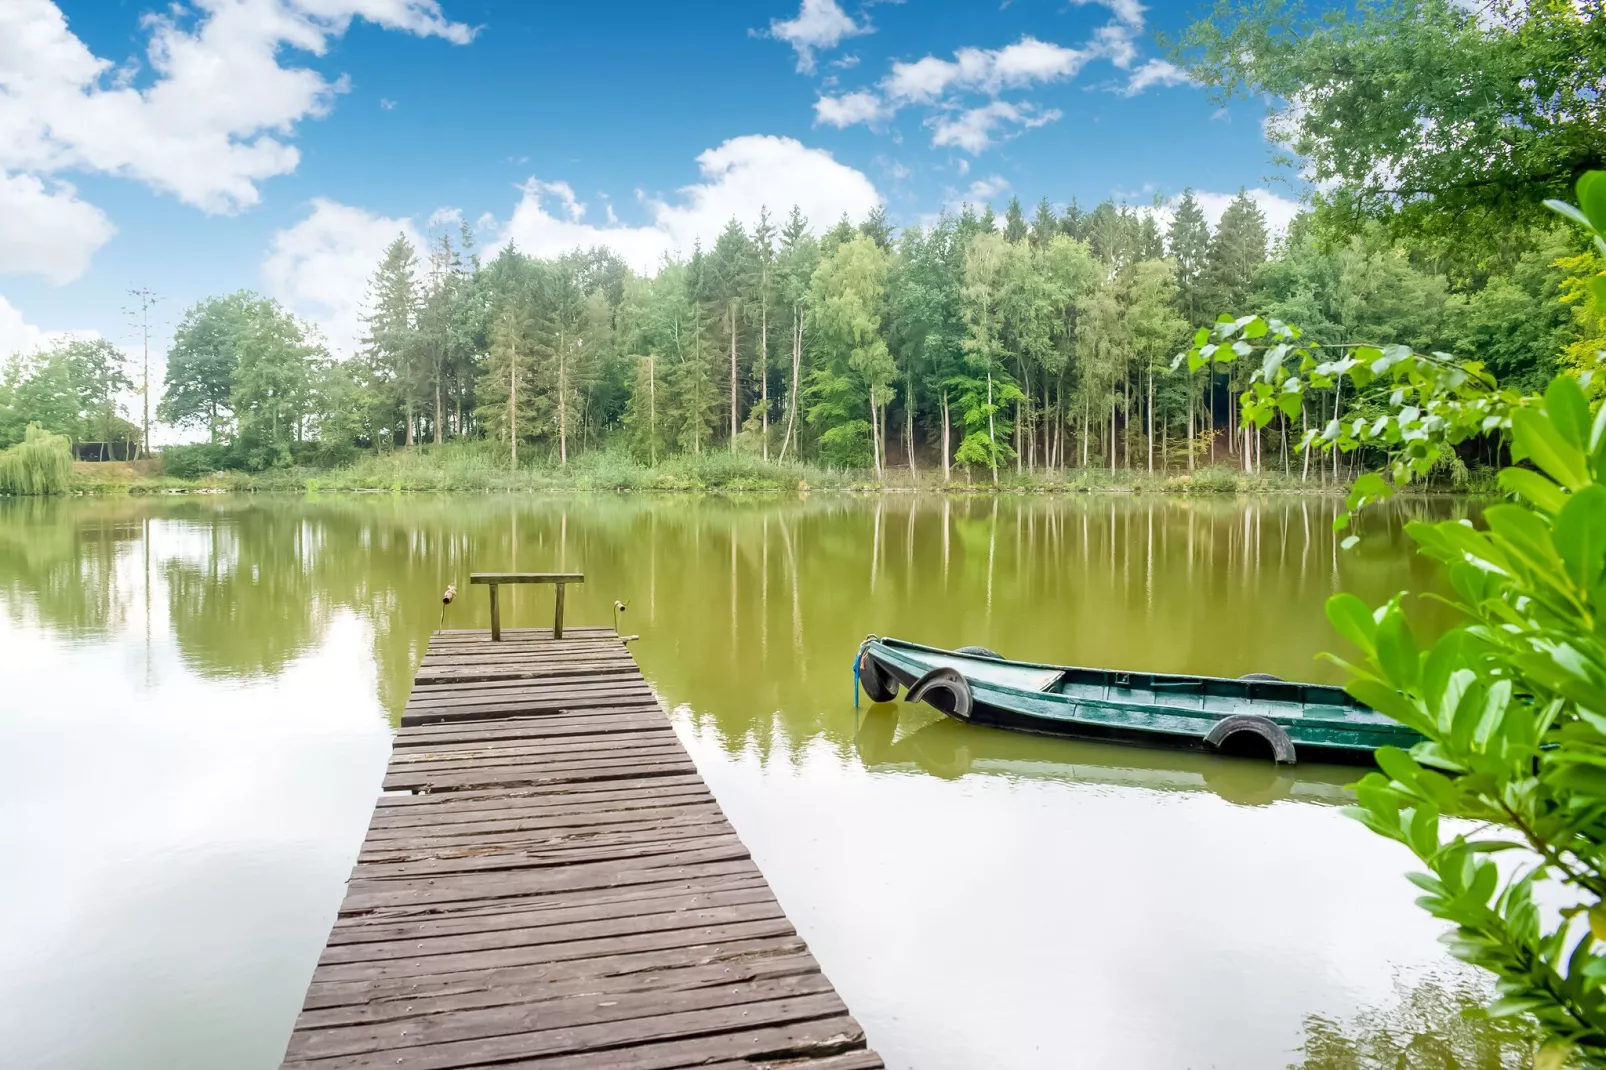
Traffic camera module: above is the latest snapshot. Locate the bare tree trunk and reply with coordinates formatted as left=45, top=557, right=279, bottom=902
left=1146, top=366, right=1154, bottom=475
left=434, top=364, right=443, bottom=445
left=1301, top=401, right=1311, bottom=482
left=779, top=310, right=802, bottom=462
left=1332, top=380, right=1343, bottom=482
left=728, top=302, right=738, bottom=449
left=987, top=372, right=999, bottom=486
left=941, top=391, right=951, bottom=483
left=509, top=346, right=518, bottom=468
left=906, top=371, right=917, bottom=476
left=1187, top=387, right=1195, bottom=471
left=558, top=331, right=568, bottom=467
left=760, top=296, right=768, bottom=460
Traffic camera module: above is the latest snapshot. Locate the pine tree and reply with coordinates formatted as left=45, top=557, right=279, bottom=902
left=1166, top=191, right=1212, bottom=325
left=859, top=205, right=893, bottom=251
left=1030, top=199, right=1058, bottom=249
left=361, top=235, right=422, bottom=447
left=1004, top=196, right=1028, bottom=244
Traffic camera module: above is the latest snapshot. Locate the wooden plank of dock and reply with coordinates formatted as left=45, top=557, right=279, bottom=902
left=281, top=627, right=883, bottom=1070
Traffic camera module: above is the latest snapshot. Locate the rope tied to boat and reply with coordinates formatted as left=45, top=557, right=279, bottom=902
left=853, top=634, right=879, bottom=708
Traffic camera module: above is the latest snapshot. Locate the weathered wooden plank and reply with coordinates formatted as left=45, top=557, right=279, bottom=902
left=290, top=952, right=823, bottom=1032
left=280, top=627, right=877, bottom=1069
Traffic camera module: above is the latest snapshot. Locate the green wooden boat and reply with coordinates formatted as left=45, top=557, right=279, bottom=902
left=856, top=637, right=1421, bottom=764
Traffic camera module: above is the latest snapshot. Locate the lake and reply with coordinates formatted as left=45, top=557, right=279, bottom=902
left=0, top=492, right=1510, bottom=1069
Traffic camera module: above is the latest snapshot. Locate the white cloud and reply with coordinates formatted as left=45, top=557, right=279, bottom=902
left=967, top=175, right=1009, bottom=203
left=815, top=90, right=892, bottom=128
left=1070, top=0, right=1146, bottom=29
left=0, top=294, right=98, bottom=359
left=0, top=0, right=472, bottom=280
left=262, top=197, right=424, bottom=356
left=883, top=37, right=1088, bottom=105
left=267, top=137, right=883, bottom=347
left=929, top=101, right=1061, bottom=154
left=499, top=136, right=882, bottom=272
left=0, top=172, right=116, bottom=283
left=1122, top=59, right=1194, bottom=96
left=830, top=0, right=1183, bottom=151
left=768, top=0, right=868, bottom=73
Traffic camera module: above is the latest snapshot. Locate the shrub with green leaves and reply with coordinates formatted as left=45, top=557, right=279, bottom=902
left=1183, top=173, right=1606, bottom=1066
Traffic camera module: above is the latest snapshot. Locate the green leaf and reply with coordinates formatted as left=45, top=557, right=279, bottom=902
left=1326, top=594, right=1379, bottom=654
left=1578, top=170, right=1606, bottom=233
left=1554, top=483, right=1606, bottom=591
left=1546, top=198, right=1595, bottom=231
left=1511, top=408, right=1589, bottom=490
left=1545, top=375, right=1592, bottom=449
left=1374, top=603, right=1419, bottom=688
left=1375, top=745, right=1423, bottom=787
left=1498, top=467, right=1566, bottom=514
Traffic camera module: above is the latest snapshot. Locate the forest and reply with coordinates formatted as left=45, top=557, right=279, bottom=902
left=0, top=0, right=1600, bottom=488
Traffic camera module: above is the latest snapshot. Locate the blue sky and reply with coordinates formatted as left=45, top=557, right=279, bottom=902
left=0, top=0, right=1303, bottom=383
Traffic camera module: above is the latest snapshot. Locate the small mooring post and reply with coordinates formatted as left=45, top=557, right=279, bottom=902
left=469, top=572, right=585, bottom=640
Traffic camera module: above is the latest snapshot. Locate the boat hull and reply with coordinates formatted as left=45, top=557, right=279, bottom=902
left=863, top=639, right=1418, bottom=765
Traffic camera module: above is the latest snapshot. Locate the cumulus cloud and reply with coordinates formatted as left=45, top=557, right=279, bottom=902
left=262, top=198, right=424, bottom=356
left=267, top=137, right=882, bottom=351
left=498, top=136, right=882, bottom=272
left=883, top=37, right=1089, bottom=105
left=0, top=172, right=116, bottom=283
left=929, top=101, right=1061, bottom=154
left=0, top=0, right=472, bottom=281
left=815, top=90, right=892, bottom=128
left=819, top=0, right=1185, bottom=152
left=1122, top=59, right=1195, bottom=96
left=0, top=294, right=98, bottom=359
left=767, top=0, right=868, bottom=73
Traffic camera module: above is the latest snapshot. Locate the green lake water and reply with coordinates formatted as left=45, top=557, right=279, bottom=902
left=0, top=493, right=1512, bottom=1069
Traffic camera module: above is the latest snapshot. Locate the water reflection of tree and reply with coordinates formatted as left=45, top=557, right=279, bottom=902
left=4, top=494, right=1472, bottom=743
left=0, top=498, right=144, bottom=635
left=1291, top=973, right=1538, bottom=1070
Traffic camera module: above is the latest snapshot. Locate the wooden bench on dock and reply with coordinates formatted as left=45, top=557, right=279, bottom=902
left=279, top=618, right=882, bottom=1070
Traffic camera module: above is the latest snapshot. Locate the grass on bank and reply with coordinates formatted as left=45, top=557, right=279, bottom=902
left=42, top=439, right=1486, bottom=496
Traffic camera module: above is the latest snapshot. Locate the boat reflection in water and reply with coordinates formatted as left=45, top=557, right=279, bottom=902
left=853, top=702, right=1357, bottom=808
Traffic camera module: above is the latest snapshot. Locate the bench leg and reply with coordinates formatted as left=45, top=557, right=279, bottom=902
left=553, top=583, right=565, bottom=640
left=489, top=584, right=501, bottom=641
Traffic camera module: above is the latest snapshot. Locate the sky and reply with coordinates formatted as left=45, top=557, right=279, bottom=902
left=0, top=0, right=1306, bottom=393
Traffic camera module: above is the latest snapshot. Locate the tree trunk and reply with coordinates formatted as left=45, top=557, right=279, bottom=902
left=941, top=391, right=951, bottom=483
left=760, top=296, right=768, bottom=460
left=1187, top=389, right=1195, bottom=471
left=509, top=343, right=518, bottom=468
left=1146, top=366, right=1154, bottom=475
left=434, top=365, right=443, bottom=445
left=987, top=371, right=998, bottom=486
left=728, top=302, right=738, bottom=450
left=906, top=371, right=917, bottom=476
left=558, top=332, right=568, bottom=467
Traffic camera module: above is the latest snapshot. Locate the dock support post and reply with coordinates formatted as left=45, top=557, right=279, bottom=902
left=488, top=583, right=501, bottom=641
left=554, top=582, right=566, bottom=640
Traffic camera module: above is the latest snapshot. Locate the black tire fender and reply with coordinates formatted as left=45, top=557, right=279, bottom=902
left=955, top=645, right=1003, bottom=659
left=905, top=666, right=974, bottom=721
left=1206, top=714, right=1297, bottom=764
left=859, top=650, right=899, bottom=703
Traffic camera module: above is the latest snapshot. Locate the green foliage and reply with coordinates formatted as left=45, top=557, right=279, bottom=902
left=161, top=443, right=232, bottom=479
left=1176, top=0, right=1606, bottom=253
left=1187, top=173, right=1606, bottom=1063
left=0, top=423, right=72, bottom=494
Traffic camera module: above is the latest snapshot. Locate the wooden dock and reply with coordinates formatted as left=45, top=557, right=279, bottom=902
left=280, top=626, right=882, bottom=1070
